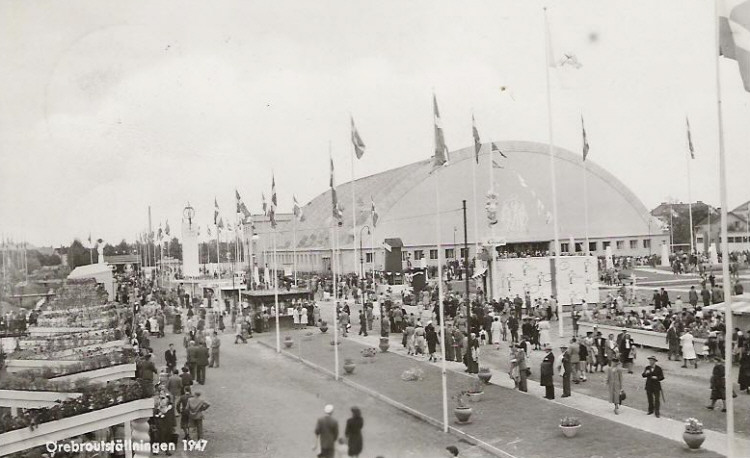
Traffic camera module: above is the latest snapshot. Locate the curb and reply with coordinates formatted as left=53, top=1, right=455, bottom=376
left=256, top=339, right=518, bottom=458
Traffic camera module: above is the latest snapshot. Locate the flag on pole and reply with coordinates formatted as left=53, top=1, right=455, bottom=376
left=581, top=115, right=590, bottom=161
left=269, top=175, right=278, bottom=228
left=686, top=117, right=696, bottom=159
left=719, top=0, right=750, bottom=92
left=158, top=225, right=163, bottom=241
left=262, top=193, right=268, bottom=216
left=491, top=142, right=507, bottom=158
left=88, top=233, right=92, bottom=245
left=351, top=117, right=366, bottom=159
left=517, top=173, right=528, bottom=188
left=207, top=226, right=212, bottom=237
left=330, top=157, right=343, bottom=221
left=472, top=114, right=481, bottom=163
left=218, top=217, right=224, bottom=230
left=165, top=220, right=170, bottom=237
left=293, top=195, right=305, bottom=222
left=433, top=94, right=449, bottom=167
left=214, top=198, right=220, bottom=225
left=371, top=196, right=379, bottom=227
left=236, top=190, right=252, bottom=221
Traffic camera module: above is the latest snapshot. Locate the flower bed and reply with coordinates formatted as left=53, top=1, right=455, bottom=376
left=12, top=329, right=123, bottom=354
left=9, top=339, right=128, bottom=361
left=0, top=351, right=137, bottom=392
left=0, top=379, right=149, bottom=435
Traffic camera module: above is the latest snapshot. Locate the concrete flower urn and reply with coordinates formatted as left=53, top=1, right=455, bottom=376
left=379, top=337, right=390, bottom=353
left=453, top=407, right=472, bottom=424
left=343, top=359, right=356, bottom=375
left=683, top=432, right=705, bottom=450
left=560, top=425, right=580, bottom=438
left=283, top=337, right=293, bottom=348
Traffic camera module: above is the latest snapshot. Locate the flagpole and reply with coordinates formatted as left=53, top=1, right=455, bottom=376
left=544, top=7, right=563, bottom=337
left=293, top=215, right=298, bottom=286
left=713, top=1, right=735, bottom=455
left=583, top=156, right=590, bottom=255
left=216, top=224, right=220, bottom=279
left=332, top=221, right=340, bottom=381
left=273, top=227, right=280, bottom=353
left=686, top=145, right=695, bottom=255
left=435, top=168, right=449, bottom=433
left=471, top=144, right=480, bottom=253
left=351, top=145, right=358, bottom=279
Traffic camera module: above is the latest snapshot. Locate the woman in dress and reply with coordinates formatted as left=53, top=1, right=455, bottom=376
left=466, top=333, right=480, bottom=373
left=345, top=406, right=364, bottom=457
left=538, top=319, right=551, bottom=348
left=707, top=362, right=727, bottom=411
left=292, top=306, right=300, bottom=330
left=739, top=348, right=750, bottom=393
left=300, top=307, right=309, bottom=328
left=606, top=358, right=624, bottom=414
left=619, top=333, right=636, bottom=374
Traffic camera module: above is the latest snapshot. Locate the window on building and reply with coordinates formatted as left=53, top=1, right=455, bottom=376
left=574, top=242, right=583, bottom=253
left=402, top=251, right=409, bottom=261
left=560, top=242, right=570, bottom=253
left=366, top=252, right=373, bottom=263
left=696, top=237, right=703, bottom=244
left=728, top=236, right=736, bottom=243
left=616, top=240, right=625, bottom=250
left=430, top=249, right=438, bottom=260
left=603, top=241, right=611, bottom=249
left=643, top=239, right=651, bottom=249
left=589, top=241, right=598, bottom=252
left=414, top=250, right=424, bottom=260
left=629, top=240, right=638, bottom=249
left=445, top=248, right=455, bottom=259
left=460, top=247, right=468, bottom=259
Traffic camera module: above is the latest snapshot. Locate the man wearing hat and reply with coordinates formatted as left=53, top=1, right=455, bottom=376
left=558, top=343, right=572, bottom=397
left=314, top=404, right=339, bottom=457
left=540, top=345, right=556, bottom=399
left=642, top=356, right=665, bottom=417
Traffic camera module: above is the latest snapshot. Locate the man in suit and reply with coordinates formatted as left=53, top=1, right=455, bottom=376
left=540, top=345, right=555, bottom=399
left=642, top=356, right=665, bottom=417
left=164, top=343, right=177, bottom=374
left=558, top=344, right=572, bottom=397
left=186, top=341, right=198, bottom=380
left=652, top=290, right=662, bottom=310
left=659, top=288, right=670, bottom=308
left=313, top=404, right=339, bottom=458
left=195, top=342, right=209, bottom=385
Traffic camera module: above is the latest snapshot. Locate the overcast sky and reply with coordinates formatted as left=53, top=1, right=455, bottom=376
left=1, top=0, right=748, bottom=247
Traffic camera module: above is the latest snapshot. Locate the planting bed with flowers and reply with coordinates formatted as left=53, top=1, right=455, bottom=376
left=0, top=379, right=149, bottom=434
left=12, top=329, right=123, bottom=353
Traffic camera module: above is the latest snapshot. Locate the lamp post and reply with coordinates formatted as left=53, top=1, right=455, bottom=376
left=359, top=225, right=371, bottom=282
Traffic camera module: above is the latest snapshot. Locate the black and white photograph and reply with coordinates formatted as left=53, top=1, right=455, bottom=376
left=1, top=0, right=749, bottom=457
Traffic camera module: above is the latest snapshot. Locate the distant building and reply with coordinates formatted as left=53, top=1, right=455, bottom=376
left=694, top=200, right=750, bottom=253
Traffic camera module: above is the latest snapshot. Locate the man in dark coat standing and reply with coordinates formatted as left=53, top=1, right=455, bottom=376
left=314, top=404, right=339, bottom=458
left=558, top=344, right=572, bottom=397
left=659, top=288, right=670, bottom=308
left=642, top=356, right=665, bottom=417
left=195, top=342, right=210, bottom=385
left=540, top=345, right=555, bottom=399
left=701, top=285, right=712, bottom=307
left=165, top=343, right=177, bottom=374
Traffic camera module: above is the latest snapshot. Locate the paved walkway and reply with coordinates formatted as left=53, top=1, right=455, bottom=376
left=258, top=328, right=731, bottom=458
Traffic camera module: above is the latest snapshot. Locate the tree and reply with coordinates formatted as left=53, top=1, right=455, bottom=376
left=168, top=237, right=182, bottom=260
left=67, top=239, right=92, bottom=269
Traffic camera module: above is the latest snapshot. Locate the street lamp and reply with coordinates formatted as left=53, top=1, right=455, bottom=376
left=359, top=225, right=371, bottom=280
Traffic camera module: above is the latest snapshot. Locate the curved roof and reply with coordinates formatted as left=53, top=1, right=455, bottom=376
left=273, top=140, right=662, bottom=250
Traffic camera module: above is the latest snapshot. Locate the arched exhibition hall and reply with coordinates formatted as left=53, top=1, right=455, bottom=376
left=256, top=140, right=668, bottom=277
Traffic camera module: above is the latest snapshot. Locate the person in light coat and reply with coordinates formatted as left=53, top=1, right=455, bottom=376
left=606, top=358, right=624, bottom=414
left=680, top=330, right=698, bottom=368
left=491, top=317, right=502, bottom=349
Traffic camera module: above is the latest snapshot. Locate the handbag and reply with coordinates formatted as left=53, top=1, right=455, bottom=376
left=619, top=390, right=627, bottom=402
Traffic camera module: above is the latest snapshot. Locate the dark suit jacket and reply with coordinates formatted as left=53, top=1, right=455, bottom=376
left=642, top=365, right=664, bottom=389
left=195, top=345, right=210, bottom=366
left=165, top=349, right=177, bottom=367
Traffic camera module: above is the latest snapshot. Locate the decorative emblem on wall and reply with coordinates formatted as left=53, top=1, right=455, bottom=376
left=499, top=196, right=528, bottom=234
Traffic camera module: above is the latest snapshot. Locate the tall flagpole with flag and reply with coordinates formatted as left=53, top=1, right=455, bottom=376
left=686, top=117, right=696, bottom=254
left=330, top=148, right=342, bottom=381
left=269, top=174, right=280, bottom=353
left=351, top=117, right=366, bottom=278
left=581, top=115, right=591, bottom=255
left=470, top=114, right=481, bottom=252
left=214, top=198, right=221, bottom=278
left=293, top=195, right=304, bottom=286
left=371, top=196, right=379, bottom=283
left=432, top=93, right=450, bottom=433
left=544, top=7, right=564, bottom=337
left=716, top=1, right=749, bottom=454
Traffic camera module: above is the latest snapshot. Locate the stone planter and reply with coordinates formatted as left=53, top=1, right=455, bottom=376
left=343, top=361, right=356, bottom=374
left=477, top=371, right=492, bottom=384
left=453, top=407, right=472, bottom=424
left=683, top=432, right=705, bottom=450
left=560, top=425, right=581, bottom=438
left=379, top=337, right=390, bottom=353
left=466, top=391, right=483, bottom=402
left=284, top=337, right=294, bottom=348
